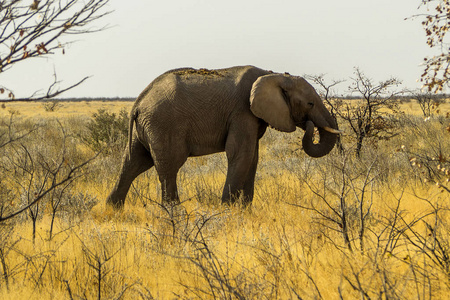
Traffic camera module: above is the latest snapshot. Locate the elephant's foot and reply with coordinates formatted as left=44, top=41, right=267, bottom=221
left=106, top=193, right=125, bottom=210
left=221, top=191, right=253, bottom=207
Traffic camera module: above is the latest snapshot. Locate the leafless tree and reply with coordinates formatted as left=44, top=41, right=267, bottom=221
left=409, top=89, right=440, bottom=117
left=344, top=68, right=402, bottom=157
left=288, top=152, right=378, bottom=253
left=0, top=0, right=110, bottom=101
left=0, top=116, right=99, bottom=225
left=0, top=147, right=97, bottom=225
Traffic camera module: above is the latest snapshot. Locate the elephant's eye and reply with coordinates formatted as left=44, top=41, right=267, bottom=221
left=307, top=102, right=314, bottom=108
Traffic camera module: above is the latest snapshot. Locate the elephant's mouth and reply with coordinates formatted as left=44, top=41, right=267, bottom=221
left=295, top=120, right=308, bottom=131
left=296, top=122, right=306, bottom=131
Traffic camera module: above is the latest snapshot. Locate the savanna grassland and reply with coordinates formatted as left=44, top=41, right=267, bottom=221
left=0, top=99, right=450, bottom=299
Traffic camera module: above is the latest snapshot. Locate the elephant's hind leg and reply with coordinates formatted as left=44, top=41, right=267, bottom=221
left=106, top=139, right=154, bottom=209
left=152, top=145, right=189, bottom=205
left=154, top=157, right=187, bottom=205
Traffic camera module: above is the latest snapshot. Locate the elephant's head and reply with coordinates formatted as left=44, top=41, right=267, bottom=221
left=250, top=73, right=341, bottom=158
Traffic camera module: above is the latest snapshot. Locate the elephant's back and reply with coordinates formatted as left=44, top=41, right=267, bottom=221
left=132, top=66, right=267, bottom=156
left=137, top=67, right=241, bottom=109
left=154, top=65, right=268, bottom=90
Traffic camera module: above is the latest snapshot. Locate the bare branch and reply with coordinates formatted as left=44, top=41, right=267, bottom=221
left=0, top=0, right=111, bottom=100
left=0, top=152, right=97, bottom=223
left=3, top=76, right=90, bottom=102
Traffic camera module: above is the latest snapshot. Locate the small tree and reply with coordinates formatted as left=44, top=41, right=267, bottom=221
left=343, top=68, right=402, bottom=157
left=0, top=0, right=110, bottom=101
left=42, top=98, right=63, bottom=112
left=409, top=89, right=442, bottom=117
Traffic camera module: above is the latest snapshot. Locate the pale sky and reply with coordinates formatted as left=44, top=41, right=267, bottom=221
left=2, top=0, right=434, bottom=98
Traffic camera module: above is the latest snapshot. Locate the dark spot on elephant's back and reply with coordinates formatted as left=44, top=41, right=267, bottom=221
left=174, top=68, right=224, bottom=77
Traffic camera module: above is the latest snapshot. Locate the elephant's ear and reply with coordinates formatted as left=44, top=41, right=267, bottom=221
left=250, top=74, right=296, bottom=132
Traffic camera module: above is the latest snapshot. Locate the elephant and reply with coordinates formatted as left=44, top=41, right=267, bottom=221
left=106, top=65, right=341, bottom=209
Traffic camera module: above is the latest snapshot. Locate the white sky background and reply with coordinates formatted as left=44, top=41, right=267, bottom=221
left=1, top=0, right=434, bottom=98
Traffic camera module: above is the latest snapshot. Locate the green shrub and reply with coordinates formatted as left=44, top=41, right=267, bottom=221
left=85, top=108, right=129, bottom=154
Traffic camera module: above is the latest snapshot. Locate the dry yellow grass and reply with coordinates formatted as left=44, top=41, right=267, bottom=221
left=2, top=183, right=445, bottom=299
left=0, top=100, right=133, bottom=119
left=0, top=100, right=449, bottom=299
left=2, top=99, right=447, bottom=118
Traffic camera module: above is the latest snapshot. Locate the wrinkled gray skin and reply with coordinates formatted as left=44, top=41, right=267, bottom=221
left=107, top=66, right=339, bottom=209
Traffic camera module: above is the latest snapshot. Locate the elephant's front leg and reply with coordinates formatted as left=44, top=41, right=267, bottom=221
left=222, top=129, right=259, bottom=205
left=242, top=144, right=259, bottom=205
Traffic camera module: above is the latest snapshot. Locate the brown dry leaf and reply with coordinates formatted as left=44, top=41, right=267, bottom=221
left=30, top=0, right=39, bottom=10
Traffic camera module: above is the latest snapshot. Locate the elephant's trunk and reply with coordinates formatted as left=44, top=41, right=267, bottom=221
left=302, top=120, right=338, bottom=158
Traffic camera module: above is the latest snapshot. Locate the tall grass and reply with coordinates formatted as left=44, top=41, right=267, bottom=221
left=0, top=100, right=449, bottom=299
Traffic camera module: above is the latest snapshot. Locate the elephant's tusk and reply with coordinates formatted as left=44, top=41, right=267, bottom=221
left=323, top=127, right=344, bottom=134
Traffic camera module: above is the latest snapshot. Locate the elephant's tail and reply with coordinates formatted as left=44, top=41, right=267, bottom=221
left=128, top=107, right=137, bottom=159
